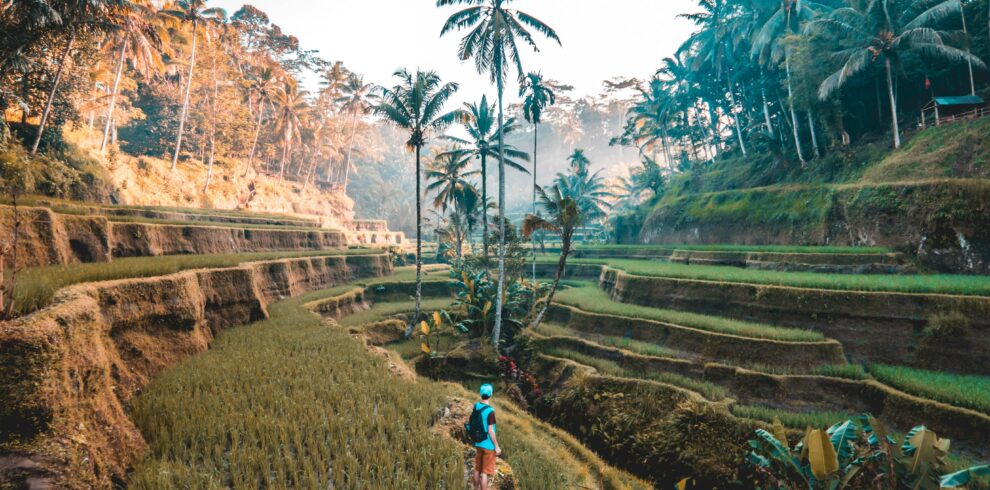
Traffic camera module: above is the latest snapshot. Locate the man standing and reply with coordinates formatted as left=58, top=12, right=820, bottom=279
left=467, top=383, right=501, bottom=490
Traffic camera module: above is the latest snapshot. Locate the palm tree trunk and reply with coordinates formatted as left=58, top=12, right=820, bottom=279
left=885, top=58, right=901, bottom=149
left=204, top=74, right=219, bottom=193
left=531, top=123, right=538, bottom=298
left=409, top=144, right=424, bottom=336
left=101, top=40, right=128, bottom=153
left=480, top=152, right=489, bottom=257
left=961, top=8, right=975, bottom=96
left=807, top=110, right=820, bottom=159
left=246, top=102, right=263, bottom=177
left=760, top=70, right=774, bottom=138
left=530, top=229, right=571, bottom=331
left=492, top=76, right=507, bottom=349
left=785, top=54, right=806, bottom=164
left=341, top=111, right=359, bottom=192
left=726, top=78, right=747, bottom=157
left=279, top=130, right=291, bottom=181
left=31, top=34, right=74, bottom=156
left=172, top=19, right=198, bottom=171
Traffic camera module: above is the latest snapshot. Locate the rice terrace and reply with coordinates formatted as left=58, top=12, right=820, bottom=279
left=3, top=0, right=990, bottom=488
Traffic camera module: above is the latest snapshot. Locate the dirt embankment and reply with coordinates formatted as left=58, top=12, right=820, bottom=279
left=533, top=335, right=990, bottom=457
left=0, top=253, right=392, bottom=489
left=0, top=205, right=387, bottom=269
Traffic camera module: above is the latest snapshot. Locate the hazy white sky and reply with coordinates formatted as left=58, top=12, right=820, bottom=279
left=212, top=0, right=699, bottom=105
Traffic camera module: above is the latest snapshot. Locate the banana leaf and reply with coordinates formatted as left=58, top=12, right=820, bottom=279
left=827, top=420, right=858, bottom=467
left=755, top=429, right=805, bottom=476
left=806, top=429, right=840, bottom=480
left=940, top=465, right=990, bottom=488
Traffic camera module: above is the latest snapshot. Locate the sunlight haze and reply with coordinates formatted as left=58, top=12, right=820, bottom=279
left=212, top=0, right=698, bottom=104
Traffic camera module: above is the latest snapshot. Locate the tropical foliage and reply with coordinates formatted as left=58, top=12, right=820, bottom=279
left=746, top=414, right=989, bottom=489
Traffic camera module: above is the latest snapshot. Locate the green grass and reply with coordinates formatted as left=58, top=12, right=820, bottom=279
left=731, top=404, right=854, bottom=429
left=544, top=347, right=730, bottom=401
left=337, top=298, right=454, bottom=328
left=552, top=258, right=990, bottom=297
left=871, top=364, right=990, bottom=414
left=6, top=195, right=320, bottom=223
left=536, top=323, right=685, bottom=359
left=735, top=362, right=870, bottom=380
left=571, top=244, right=893, bottom=255
left=553, top=283, right=824, bottom=342
left=9, top=250, right=376, bottom=317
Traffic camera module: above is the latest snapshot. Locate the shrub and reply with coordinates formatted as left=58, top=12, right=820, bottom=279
left=924, top=312, right=971, bottom=339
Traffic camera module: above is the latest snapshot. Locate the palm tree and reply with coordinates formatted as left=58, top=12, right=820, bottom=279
left=100, top=1, right=166, bottom=152
left=520, top=71, right=555, bottom=289
left=243, top=66, right=278, bottom=176
left=810, top=0, right=982, bottom=148
left=438, top=0, right=559, bottom=349
left=556, top=150, right=613, bottom=220
left=271, top=81, right=309, bottom=180
left=440, top=95, right=529, bottom=257
left=427, top=150, right=480, bottom=267
left=752, top=0, right=823, bottom=163
left=162, top=0, right=226, bottom=170
left=375, top=68, right=463, bottom=337
left=30, top=0, right=121, bottom=156
left=335, top=74, right=379, bottom=192
left=521, top=185, right=585, bottom=331
left=427, top=150, right=481, bottom=213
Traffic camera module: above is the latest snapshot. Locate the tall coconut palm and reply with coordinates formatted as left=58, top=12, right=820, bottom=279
left=243, top=66, right=278, bottom=176
left=810, top=0, right=982, bottom=148
left=440, top=95, right=529, bottom=257
left=162, top=0, right=226, bottom=170
left=375, top=68, right=463, bottom=337
left=752, top=0, right=825, bottom=163
left=100, top=1, right=166, bottom=152
left=438, top=0, right=559, bottom=349
left=271, top=81, right=309, bottom=180
left=520, top=71, right=555, bottom=289
left=334, top=73, right=379, bottom=192
left=30, top=0, right=123, bottom=156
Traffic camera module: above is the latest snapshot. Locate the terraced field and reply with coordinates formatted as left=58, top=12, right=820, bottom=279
left=524, top=246, right=990, bottom=484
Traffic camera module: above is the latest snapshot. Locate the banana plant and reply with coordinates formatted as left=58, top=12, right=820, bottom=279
left=451, top=268, right=528, bottom=341
left=746, top=414, right=987, bottom=490
left=418, top=309, right=455, bottom=357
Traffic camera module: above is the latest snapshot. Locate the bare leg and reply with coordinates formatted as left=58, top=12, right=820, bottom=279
left=472, top=470, right=480, bottom=490
left=480, top=474, right=489, bottom=490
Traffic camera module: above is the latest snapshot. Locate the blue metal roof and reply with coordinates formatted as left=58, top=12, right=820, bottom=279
left=934, top=95, right=985, bottom=106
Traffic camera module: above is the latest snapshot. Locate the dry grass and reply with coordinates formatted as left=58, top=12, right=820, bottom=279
left=8, top=250, right=375, bottom=317
left=129, top=289, right=465, bottom=488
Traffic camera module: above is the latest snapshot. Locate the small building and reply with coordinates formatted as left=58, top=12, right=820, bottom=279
left=921, top=95, right=986, bottom=127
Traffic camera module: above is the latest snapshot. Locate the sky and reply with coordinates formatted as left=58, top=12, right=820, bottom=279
left=211, top=0, right=700, bottom=106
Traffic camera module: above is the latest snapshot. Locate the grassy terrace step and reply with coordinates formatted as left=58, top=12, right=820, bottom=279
left=554, top=283, right=824, bottom=342
left=572, top=244, right=895, bottom=254
left=544, top=257, right=990, bottom=296
left=588, top=263, right=990, bottom=374
left=9, top=250, right=375, bottom=317
left=871, top=364, right=990, bottom=415
left=541, top=346, right=731, bottom=401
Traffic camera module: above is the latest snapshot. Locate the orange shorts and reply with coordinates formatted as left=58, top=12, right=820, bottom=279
left=473, top=448, right=497, bottom=476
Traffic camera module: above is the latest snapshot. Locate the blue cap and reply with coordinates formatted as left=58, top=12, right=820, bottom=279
left=480, top=384, right=494, bottom=398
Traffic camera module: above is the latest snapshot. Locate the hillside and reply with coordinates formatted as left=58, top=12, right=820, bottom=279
left=622, top=119, right=990, bottom=273
left=1, top=128, right=357, bottom=226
